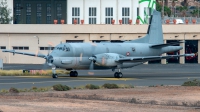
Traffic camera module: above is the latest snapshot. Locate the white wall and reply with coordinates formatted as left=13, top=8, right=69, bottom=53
left=66, top=0, right=156, bottom=24
left=101, top=0, right=116, bottom=24
left=132, top=0, right=139, bottom=24
left=85, top=0, right=100, bottom=24
left=118, top=0, right=131, bottom=24
left=67, top=0, right=84, bottom=24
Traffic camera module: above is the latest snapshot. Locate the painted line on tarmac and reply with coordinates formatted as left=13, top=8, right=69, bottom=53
left=0, top=78, right=136, bottom=85
left=144, top=77, right=200, bottom=80
left=17, top=76, right=137, bottom=81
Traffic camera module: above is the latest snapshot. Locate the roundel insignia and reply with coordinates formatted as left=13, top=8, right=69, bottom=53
left=126, top=52, right=130, bottom=56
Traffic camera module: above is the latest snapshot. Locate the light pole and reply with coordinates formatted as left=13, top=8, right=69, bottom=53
left=198, top=1, right=199, bottom=18
left=162, top=0, right=165, bottom=18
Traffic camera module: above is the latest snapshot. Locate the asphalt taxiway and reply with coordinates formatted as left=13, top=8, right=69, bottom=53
left=1, top=64, right=200, bottom=89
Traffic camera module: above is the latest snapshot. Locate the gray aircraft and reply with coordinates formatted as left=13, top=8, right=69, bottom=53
left=2, top=10, right=193, bottom=78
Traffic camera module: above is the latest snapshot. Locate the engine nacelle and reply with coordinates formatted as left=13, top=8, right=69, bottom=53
left=94, top=53, right=123, bottom=67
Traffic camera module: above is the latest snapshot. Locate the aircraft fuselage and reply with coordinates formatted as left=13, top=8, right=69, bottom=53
left=50, top=43, right=182, bottom=70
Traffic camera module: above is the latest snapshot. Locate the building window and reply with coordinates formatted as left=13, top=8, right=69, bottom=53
left=36, top=4, right=42, bottom=24
left=40, top=47, right=54, bottom=50
left=46, top=4, right=51, bottom=24
left=105, top=7, right=113, bottom=24
left=56, top=4, right=62, bottom=24
left=89, top=7, right=96, bottom=24
left=66, top=40, right=83, bottom=43
left=13, top=46, right=29, bottom=50
left=26, top=3, right=31, bottom=24
left=14, top=3, right=21, bottom=24
left=72, top=7, right=80, bottom=24
left=122, top=7, right=130, bottom=24
left=0, top=46, right=6, bottom=49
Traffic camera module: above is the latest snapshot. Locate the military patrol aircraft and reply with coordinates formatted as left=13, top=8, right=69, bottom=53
left=2, top=10, right=193, bottom=78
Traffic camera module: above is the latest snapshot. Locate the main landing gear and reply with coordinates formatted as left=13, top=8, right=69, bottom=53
left=114, top=69, right=123, bottom=78
left=69, top=71, right=78, bottom=77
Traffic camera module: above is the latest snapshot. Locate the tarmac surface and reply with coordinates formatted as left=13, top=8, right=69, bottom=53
left=0, top=64, right=200, bottom=89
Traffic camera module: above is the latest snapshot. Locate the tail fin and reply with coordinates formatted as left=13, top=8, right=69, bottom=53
left=125, top=10, right=164, bottom=44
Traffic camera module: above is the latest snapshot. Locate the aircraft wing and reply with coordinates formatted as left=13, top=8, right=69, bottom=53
left=116, top=54, right=194, bottom=63
left=2, top=49, right=46, bottom=58
left=150, top=41, right=184, bottom=48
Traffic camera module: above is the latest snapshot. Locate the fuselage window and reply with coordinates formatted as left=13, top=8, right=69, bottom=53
left=66, top=47, right=70, bottom=51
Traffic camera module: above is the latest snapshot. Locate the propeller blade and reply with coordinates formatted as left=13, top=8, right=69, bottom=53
left=88, top=56, right=96, bottom=70
left=89, top=61, right=94, bottom=70
left=79, top=53, right=83, bottom=61
left=48, top=42, right=54, bottom=55
left=102, top=56, right=105, bottom=65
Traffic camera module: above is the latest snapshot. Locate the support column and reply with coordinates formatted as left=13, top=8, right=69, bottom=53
left=179, top=41, right=185, bottom=64
left=198, top=40, right=200, bottom=64
left=161, top=40, right=167, bottom=64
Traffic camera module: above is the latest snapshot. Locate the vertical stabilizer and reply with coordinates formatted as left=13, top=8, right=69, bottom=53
left=147, top=10, right=163, bottom=44
left=124, top=10, right=163, bottom=44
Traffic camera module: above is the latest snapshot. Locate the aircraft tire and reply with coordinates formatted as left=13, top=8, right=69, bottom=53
left=114, top=72, right=118, bottom=78
left=70, top=71, right=74, bottom=77
left=52, top=74, right=58, bottom=78
left=118, top=72, right=123, bottom=78
left=74, top=71, right=78, bottom=77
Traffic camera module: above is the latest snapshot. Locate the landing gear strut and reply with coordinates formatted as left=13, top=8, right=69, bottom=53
left=70, top=71, right=78, bottom=77
left=52, top=66, right=58, bottom=78
left=114, top=69, right=123, bottom=78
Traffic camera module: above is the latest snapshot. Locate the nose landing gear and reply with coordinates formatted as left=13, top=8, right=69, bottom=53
left=52, top=66, right=58, bottom=78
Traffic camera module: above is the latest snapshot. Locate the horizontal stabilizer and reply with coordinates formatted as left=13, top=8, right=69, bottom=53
left=150, top=41, right=185, bottom=48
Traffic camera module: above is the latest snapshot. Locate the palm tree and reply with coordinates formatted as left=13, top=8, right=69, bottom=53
left=179, top=6, right=188, bottom=17
left=190, top=9, right=198, bottom=17
left=0, top=0, right=13, bottom=24
left=183, top=0, right=188, bottom=7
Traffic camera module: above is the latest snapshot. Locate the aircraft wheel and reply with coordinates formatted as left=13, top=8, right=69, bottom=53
left=74, top=71, right=78, bottom=77
left=114, top=72, right=119, bottom=78
left=52, top=74, right=58, bottom=78
left=118, top=72, right=123, bottom=78
left=70, top=71, right=74, bottom=77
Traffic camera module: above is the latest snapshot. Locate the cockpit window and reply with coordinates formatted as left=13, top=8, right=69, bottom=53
left=54, top=45, right=70, bottom=51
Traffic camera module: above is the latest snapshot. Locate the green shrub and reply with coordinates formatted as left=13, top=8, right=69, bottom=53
left=85, top=84, right=100, bottom=89
left=117, top=84, right=134, bottom=88
left=0, top=89, right=8, bottom=93
left=182, top=79, right=200, bottom=86
left=32, top=86, right=37, bottom=90
left=9, top=87, right=19, bottom=93
left=53, top=84, right=71, bottom=91
left=102, top=83, right=119, bottom=89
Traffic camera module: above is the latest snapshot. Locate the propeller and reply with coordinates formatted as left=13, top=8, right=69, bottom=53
left=88, top=42, right=97, bottom=70
left=89, top=56, right=96, bottom=70
left=42, top=42, right=55, bottom=69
